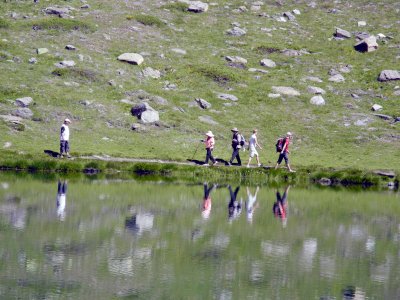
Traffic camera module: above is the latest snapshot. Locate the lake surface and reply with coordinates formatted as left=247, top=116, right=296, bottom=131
left=0, top=173, right=399, bottom=299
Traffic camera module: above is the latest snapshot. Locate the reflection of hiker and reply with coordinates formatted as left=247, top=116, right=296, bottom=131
left=275, top=132, right=295, bottom=172
left=60, top=118, right=72, bottom=158
left=273, top=186, right=290, bottom=227
left=202, top=131, right=217, bottom=166
left=201, top=183, right=216, bottom=219
left=56, top=180, right=67, bottom=221
left=246, top=186, right=259, bottom=223
left=246, top=129, right=262, bottom=168
left=228, top=128, right=242, bottom=166
left=228, top=185, right=242, bottom=221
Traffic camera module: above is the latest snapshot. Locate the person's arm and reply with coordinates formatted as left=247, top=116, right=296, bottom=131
left=281, top=138, right=288, bottom=153
left=255, top=136, right=262, bottom=149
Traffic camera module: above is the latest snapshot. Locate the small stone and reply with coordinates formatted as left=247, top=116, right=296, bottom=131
left=329, top=74, right=345, bottom=82
left=358, top=21, right=366, bottom=27
left=142, top=67, right=161, bottom=79
left=65, top=44, right=76, bottom=50
left=225, top=56, right=247, bottom=64
left=303, top=76, right=323, bottom=83
left=118, top=53, right=144, bottom=65
left=195, top=98, right=211, bottom=109
left=260, top=58, right=276, bottom=68
left=307, top=86, right=326, bottom=94
left=28, top=57, right=37, bottom=64
left=36, top=48, right=49, bottom=55
left=271, top=86, right=300, bottom=96
left=248, top=68, right=268, bottom=74
left=371, top=104, right=382, bottom=111
left=54, top=60, right=75, bottom=68
left=217, top=93, right=238, bottom=101
left=81, top=4, right=90, bottom=9
left=171, top=48, right=186, bottom=55
left=187, top=1, right=209, bottom=13
left=12, top=108, right=33, bottom=119
left=378, top=70, right=400, bottom=82
left=334, top=28, right=351, bottom=39
left=226, top=27, right=247, bottom=36
left=372, top=113, right=391, bottom=120
left=292, top=9, right=301, bottom=15
left=310, top=95, right=325, bottom=106
left=108, top=80, right=116, bottom=87
left=3, top=142, right=12, bottom=149
left=15, top=97, right=33, bottom=107
left=283, top=11, right=295, bottom=21
left=268, top=93, right=281, bottom=98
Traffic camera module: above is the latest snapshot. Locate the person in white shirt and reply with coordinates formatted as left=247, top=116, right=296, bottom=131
left=246, top=129, right=262, bottom=168
left=56, top=180, right=67, bottom=221
left=60, top=118, right=71, bottom=158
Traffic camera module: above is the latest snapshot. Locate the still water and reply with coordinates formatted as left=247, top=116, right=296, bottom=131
left=0, top=173, right=399, bottom=300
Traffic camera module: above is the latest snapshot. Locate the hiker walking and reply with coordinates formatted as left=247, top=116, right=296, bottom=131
left=228, top=128, right=242, bottom=166
left=275, top=132, right=295, bottom=172
left=60, top=118, right=71, bottom=158
left=246, top=129, right=262, bottom=168
left=203, top=131, right=217, bottom=166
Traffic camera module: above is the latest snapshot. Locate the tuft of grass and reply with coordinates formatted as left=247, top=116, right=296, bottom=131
left=28, top=18, right=95, bottom=32
left=52, top=68, right=100, bottom=83
left=0, top=18, right=10, bottom=29
left=127, top=14, right=165, bottom=27
left=191, top=65, right=242, bottom=84
left=160, top=2, right=189, bottom=12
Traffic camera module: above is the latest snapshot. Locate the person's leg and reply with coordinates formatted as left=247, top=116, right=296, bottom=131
left=233, top=186, right=240, bottom=199
left=236, top=152, right=241, bottom=166
left=275, top=153, right=284, bottom=169
left=62, top=181, right=67, bottom=194
left=247, top=155, right=252, bottom=167
left=58, top=180, right=62, bottom=194
left=60, top=141, right=65, bottom=156
left=204, top=149, right=210, bottom=164
left=284, top=153, right=295, bottom=172
left=256, top=154, right=261, bottom=166
left=209, top=149, right=216, bottom=164
left=65, top=141, right=70, bottom=157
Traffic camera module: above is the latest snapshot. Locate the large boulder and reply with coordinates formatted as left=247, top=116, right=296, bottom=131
left=12, top=108, right=33, bottom=119
left=260, top=58, right=276, bottom=68
left=118, top=53, right=144, bottom=65
left=334, top=28, right=351, bottom=39
left=44, top=6, right=72, bottom=16
left=271, top=86, right=300, bottom=96
left=131, top=103, right=159, bottom=123
left=195, top=98, right=211, bottom=109
left=378, top=70, right=400, bottom=82
left=15, top=97, right=33, bottom=107
left=226, top=27, right=246, bottom=36
left=187, top=1, right=208, bottom=13
left=354, top=36, right=378, bottom=52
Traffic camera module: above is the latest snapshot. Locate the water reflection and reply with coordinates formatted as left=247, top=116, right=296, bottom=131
left=0, top=194, right=26, bottom=230
left=56, top=180, right=67, bottom=221
left=228, top=185, right=242, bottom=222
left=201, top=183, right=216, bottom=219
left=246, top=186, right=259, bottom=223
left=273, top=185, right=290, bottom=227
left=125, top=213, right=154, bottom=236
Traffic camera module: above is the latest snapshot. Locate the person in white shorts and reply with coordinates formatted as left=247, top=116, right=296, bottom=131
left=246, top=129, right=262, bottom=168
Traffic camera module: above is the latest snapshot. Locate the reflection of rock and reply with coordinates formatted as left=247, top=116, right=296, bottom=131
left=0, top=203, right=26, bottom=229
left=125, top=213, right=154, bottom=235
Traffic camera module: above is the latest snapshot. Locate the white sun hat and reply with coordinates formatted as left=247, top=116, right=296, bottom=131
left=64, top=118, right=71, bottom=123
left=205, top=131, right=214, bottom=137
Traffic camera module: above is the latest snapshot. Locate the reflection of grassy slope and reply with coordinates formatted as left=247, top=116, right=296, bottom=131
left=0, top=0, right=399, bottom=171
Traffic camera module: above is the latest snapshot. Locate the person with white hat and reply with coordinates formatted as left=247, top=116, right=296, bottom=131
left=275, top=132, right=295, bottom=172
left=60, top=118, right=71, bottom=158
left=203, top=130, right=217, bottom=166
left=228, top=127, right=242, bottom=166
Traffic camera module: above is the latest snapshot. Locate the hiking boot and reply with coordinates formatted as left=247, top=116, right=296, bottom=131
left=227, top=161, right=232, bottom=166
left=212, top=161, right=218, bottom=166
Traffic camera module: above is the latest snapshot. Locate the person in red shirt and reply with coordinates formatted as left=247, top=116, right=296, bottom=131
left=203, top=131, right=217, bottom=166
left=275, top=132, right=295, bottom=172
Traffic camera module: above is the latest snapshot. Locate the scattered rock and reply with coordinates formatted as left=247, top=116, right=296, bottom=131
left=142, top=67, right=161, bottom=79
left=283, top=11, right=295, bottom=21
left=310, top=95, right=325, bottom=106
left=371, top=104, right=383, bottom=111
left=378, top=70, right=400, bottom=82
left=329, top=74, right=345, bottom=82
left=131, top=103, right=159, bottom=123
left=195, top=98, right=211, bottom=109
left=118, top=53, right=144, bottom=65
left=44, top=6, right=72, bottom=17
left=354, top=36, right=378, bottom=52
left=372, top=170, right=396, bottom=178
left=54, top=60, right=75, bottom=68
left=65, top=45, right=76, bottom=50
left=334, top=28, right=351, bottom=39
left=187, top=1, right=209, bottom=13
left=226, top=27, right=246, bottom=36
left=271, top=86, right=300, bottom=96
left=248, top=68, right=268, bottom=74
left=81, top=4, right=90, bottom=9
left=131, top=123, right=145, bottom=132
left=317, top=178, right=331, bottom=185
left=303, top=76, right=323, bottom=83
left=351, top=93, right=360, bottom=99
left=15, top=97, right=33, bottom=107
left=225, top=56, right=247, bottom=64
left=328, top=68, right=340, bottom=76
left=198, top=115, right=218, bottom=125
left=171, top=48, right=187, bottom=55
left=12, top=108, right=33, bottom=119
left=260, top=58, right=276, bottom=68
left=358, top=21, right=366, bottom=27
left=28, top=58, right=37, bottom=64
left=355, top=32, right=370, bottom=41
left=281, top=49, right=309, bottom=56
left=3, top=142, right=12, bottom=149
left=292, top=9, right=301, bottom=15
left=307, top=86, right=326, bottom=94
left=268, top=93, right=281, bottom=98
left=372, top=113, right=391, bottom=120
left=108, top=79, right=116, bottom=87
left=36, top=48, right=48, bottom=55
left=163, top=82, right=177, bottom=90
left=217, top=93, right=238, bottom=101
left=339, top=65, right=352, bottom=73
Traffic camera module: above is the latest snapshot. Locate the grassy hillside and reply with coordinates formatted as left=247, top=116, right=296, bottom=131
left=0, top=0, right=399, bottom=171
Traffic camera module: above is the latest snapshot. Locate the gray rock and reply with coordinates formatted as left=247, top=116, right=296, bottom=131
left=281, top=49, right=309, bottom=56
left=54, top=60, right=75, bottom=68
left=131, top=123, right=145, bottom=132
left=187, top=1, right=209, bottom=13
left=142, top=67, right=161, bottom=79
left=310, top=95, right=325, bottom=106
left=44, top=6, right=72, bottom=16
left=131, top=102, right=159, bottom=123
left=108, top=80, right=116, bottom=87
left=354, top=36, right=378, bottom=52
left=12, top=108, right=33, bottom=119
left=339, top=65, right=352, bottom=73
left=303, top=76, right=323, bottom=83
left=355, top=32, right=370, bottom=41
left=328, top=68, right=340, bottom=76
left=372, top=113, right=391, bottom=120
left=394, top=90, right=400, bottom=96
left=248, top=68, right=268, bottom=74
left=28, top=58, right=37, bottom=64
left=118, top=53, right=144, bottom=65
left=198, top=115, right=218, bottom=125
left=371, top=104, right=382, bottom=111
left=81, top=4, right=90, bottom=9
left=378, top=70, right=400, bottom=82
left=268, top=93, right=281, bottom=98
left=225, top=56, right=247, bottom=64
left=329, top=74, right=345, bottom=82
left=292, top=9, right=301, bottom=15
left=358, top=21, right=367, bottom=27
left=195, top=98, right=211, bottom=109
left=271, top=86, right=300, bottom=96
left=307, top=86, right=326, bottom=94
left=334, top=28, right=351, bottom=39
left=354, top=118, right=372, bottom=126
left=171, top=48, right=187, bottom=55
left=3, top=142, right=12, bottom=149
left=15, top=97, right=33, bottom=107
left=260, top=58, right=276, bottom=68
left=250, top=5, right=261, bottom=11
left=373, top=170, right=396, bottom=178
left=36, top=48, right=48, bottom=55
left=283, top=11, right=295, bottom=21
left=65, top=44, right=76, bottom=50
left=351, top=93, right=360, bottom=99
left=217, top=93, right=238, bottom=101
left=226, top=27, right=247, bottom=36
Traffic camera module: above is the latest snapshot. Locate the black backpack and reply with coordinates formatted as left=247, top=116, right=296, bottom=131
left=275, top=137, right=285, bottom=152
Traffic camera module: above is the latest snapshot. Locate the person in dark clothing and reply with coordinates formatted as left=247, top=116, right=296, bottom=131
left=201, top=182, right=216, bottom=219
left=272, top=185, right=290, bottom=227
left=228, top=185, right=242, bottom=221
left=228, top=128, right=242, bottom=166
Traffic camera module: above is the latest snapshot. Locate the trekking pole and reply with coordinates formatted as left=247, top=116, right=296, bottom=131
left=191, top=141, right=202, bottom=160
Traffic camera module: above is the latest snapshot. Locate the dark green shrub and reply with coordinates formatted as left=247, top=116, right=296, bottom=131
left=29, top=18, right=95, bottom=32
left=52, top=68, right=99, bottom=83
left=161, top=2, right=189, bottom=12
left=128, top=14, right=165, bottom=27
left=191, top=65, right=241, bottom=84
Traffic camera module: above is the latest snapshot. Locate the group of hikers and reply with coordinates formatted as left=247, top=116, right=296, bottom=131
left=202, top=183, right=290, bottom=226
left=202, top=128, right=295, bottom=172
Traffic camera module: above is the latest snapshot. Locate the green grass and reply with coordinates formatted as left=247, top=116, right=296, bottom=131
left=127, top=14, right=165, bottom=27
left=161, top=2, right=189, bottom=12
left=0, top=18, right=10, bottom=29
left=27, top=18, right=96, bottom=32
